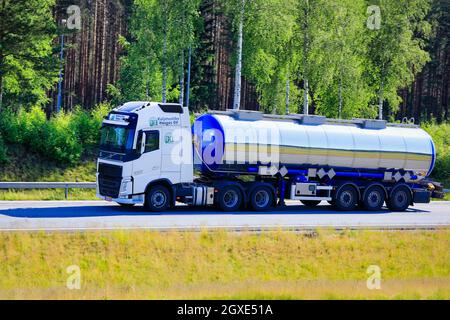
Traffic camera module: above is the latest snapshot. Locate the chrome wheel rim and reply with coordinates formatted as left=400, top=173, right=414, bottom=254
left=151, top=191, right=166, bottom=208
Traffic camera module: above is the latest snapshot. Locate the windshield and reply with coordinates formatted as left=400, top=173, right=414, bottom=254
left=100, top=125, right=135, bottom=153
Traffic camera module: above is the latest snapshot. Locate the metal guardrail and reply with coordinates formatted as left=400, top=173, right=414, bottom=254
left=0, top=182, right=96, bottom=199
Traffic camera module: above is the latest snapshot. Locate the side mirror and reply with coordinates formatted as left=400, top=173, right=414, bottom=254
left=141, top=133, right=146, bottom=154
left=135, top=130, right=145, bottom=155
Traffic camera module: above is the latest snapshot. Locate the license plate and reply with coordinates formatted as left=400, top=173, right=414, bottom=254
left=105, top=196, right=113, bottom=202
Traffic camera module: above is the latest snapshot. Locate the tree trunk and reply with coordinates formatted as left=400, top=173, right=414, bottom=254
left=0, top=71, right=3, bottom=112
left=378, top=79, right=384, bottom=120
left=56, top=34, right=65, bottom=113
left=179, top=51, right=185, bottom=106
left=162, top=32, right=167, bottom=103
left=303, top=78, right=309, bottom=115
left=186, top=46, right=192, bottom=109
left=338, top=76, right=342, bottom=118
left=302, top=0, right=310, bottom=115
left=285, top=72, right=290, bottom=115
left=146, top=63, right=150, bottom=99
left=232, top=0, right=244, bottom=110
left=162, top=3, right=168, bottom=104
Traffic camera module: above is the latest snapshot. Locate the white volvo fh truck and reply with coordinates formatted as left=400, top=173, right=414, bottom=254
left=96, top=101, right=444, bottom=212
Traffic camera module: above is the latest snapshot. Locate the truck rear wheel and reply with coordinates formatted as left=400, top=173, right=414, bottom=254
left=387, top=185, right=411, bottom=212
left=144, top=185, right=170, bottom=212
left=249, top=186, right=273, bottom=211
left=362, top=185, right=385, bottom=211
left=217, top=185, right=243, bottom=212
left=335, top=184, right=358, bottom=211
left=300, top=200, right=321, bottom=207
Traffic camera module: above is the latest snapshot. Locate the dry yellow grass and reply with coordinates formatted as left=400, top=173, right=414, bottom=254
left=0, top=229, right=448, bottom=300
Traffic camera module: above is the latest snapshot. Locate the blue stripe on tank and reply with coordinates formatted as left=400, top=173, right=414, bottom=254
left=428, top=139, right=436, bottom=176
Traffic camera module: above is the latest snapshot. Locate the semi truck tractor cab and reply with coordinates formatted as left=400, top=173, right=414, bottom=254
left=97, top=101, right=193, bottom=210
left=97, top=101, right=445, bottom=212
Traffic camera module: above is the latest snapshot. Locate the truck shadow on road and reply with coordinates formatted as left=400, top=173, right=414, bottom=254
left=0, top=204, right=429, bottom=218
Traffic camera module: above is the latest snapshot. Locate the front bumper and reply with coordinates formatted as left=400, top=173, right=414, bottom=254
left=97, top=193, right=145, bottom=205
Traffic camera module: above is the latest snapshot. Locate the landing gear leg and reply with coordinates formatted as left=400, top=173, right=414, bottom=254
left=277, top=176, right=286, bottom=207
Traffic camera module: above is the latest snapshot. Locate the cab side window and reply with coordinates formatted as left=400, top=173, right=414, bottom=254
left=144, top=131, right=159, bottom=153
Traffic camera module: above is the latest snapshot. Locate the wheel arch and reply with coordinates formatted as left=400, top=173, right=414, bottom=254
left=334, top=182, right=361, bottom=201
left=144, top=179, right=175, bottom=205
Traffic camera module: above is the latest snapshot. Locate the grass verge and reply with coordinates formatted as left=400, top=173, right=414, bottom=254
left=0, top=229, right=448, bottom=299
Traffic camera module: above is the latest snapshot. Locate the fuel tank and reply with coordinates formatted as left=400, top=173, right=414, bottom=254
left=192, top=113, right=435, bottom=177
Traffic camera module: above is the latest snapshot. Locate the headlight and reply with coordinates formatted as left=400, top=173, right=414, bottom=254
left=119, top=178, right=133, bottom=197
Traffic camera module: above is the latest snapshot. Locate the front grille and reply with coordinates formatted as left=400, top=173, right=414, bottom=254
left=98, top=163, right=123, bottom=178
left=98, top=163, right=123, bottom=198
left=98, top=176, right=121, bottom=198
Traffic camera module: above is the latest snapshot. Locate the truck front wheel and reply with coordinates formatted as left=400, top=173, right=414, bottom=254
left=144, top=185, right=170, bottom=212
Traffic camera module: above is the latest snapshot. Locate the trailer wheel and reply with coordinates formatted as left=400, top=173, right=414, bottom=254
left=335, top=184, right=358, bottom=211
left=362, top=185, right=385, bottom=211
left=217, top=185, right=243, bottom=212
left=249, top=186, right=273, bottom=211
left=144, top=185, right=170, bottom=212
left=300, top=200, right=321, bottom=207
left=387, top=185, right=411, bottom=212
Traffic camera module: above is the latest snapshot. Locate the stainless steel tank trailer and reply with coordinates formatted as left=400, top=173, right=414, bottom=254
left=96, top=102, right=445, bottom=212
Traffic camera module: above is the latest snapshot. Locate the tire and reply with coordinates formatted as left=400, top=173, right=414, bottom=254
left=249, top=186, right=274, bottom=211
left=387, top=185, right=411, bottom=212
left=217, top=185, right=243, bottom=212
left=117, top=203, right=135, bottom=208
left=300, top=200, right=321, bottom=207
left=144, top=185, right=171, bottom=212
left=335, top=184, right=359, bottom=211
left=362, top=185, right=386, bottom=211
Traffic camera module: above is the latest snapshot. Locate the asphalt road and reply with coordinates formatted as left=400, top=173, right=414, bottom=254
left=0, top=200, right=449, bottom=231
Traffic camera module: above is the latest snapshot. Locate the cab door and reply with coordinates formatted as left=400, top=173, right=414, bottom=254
left=132, top=130, right=162, bottom=194
left=160, top=128, right=183, bottom=183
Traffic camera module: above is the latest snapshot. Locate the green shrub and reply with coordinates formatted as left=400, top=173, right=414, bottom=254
left=0, top=103, right=111, bottom=165
left=18, top=105, right=50, bottom=155
left=46, top=112, right=83, bottom=164
left=0, top=109, right=22, bottom=144
left=72, top=103, right=110, bottom=150
left=0, top=134, right=7, bottom=163
left=422, top=122, right=450, bottom=182
left=91, top=103, right=111, bottom=127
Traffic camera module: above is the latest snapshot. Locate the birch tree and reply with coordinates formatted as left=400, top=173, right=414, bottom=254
left=290, top=0, right=329, bottom=115
left=224, top=0, right=296, bottom=113
left=313, top=0, right=373, bottom=119
left=118, top=0, right=201, bottom=104
left=365, top=0, right=430, bottom=120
